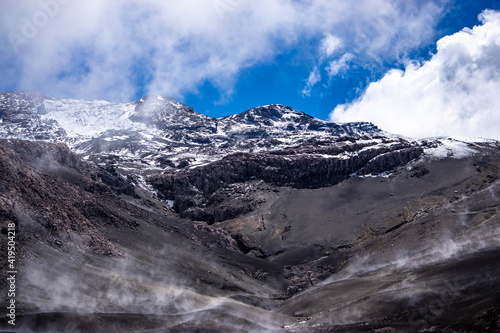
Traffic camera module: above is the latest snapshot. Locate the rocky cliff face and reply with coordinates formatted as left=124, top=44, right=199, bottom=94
left=149, top=139, right=423, bottom=222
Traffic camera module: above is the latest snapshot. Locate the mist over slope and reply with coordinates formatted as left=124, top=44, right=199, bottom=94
left=1, top=92, right=500, bottom=332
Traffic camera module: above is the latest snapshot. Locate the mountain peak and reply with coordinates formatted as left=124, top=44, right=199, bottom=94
left=248, top=104, right=295, bottom=116
left=222, top=104, right=314, bottom=127
left=244, top=104, right=309, bottom=120
left=131, top=94, right=206, bottom=126
left=135, top=94, right=180, bottom=105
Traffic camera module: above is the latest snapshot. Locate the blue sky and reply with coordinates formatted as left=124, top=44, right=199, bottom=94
left=1, top=0, right=500, bottom=139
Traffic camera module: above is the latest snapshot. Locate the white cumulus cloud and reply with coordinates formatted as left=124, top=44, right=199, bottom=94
left=330, top=10, right=500, bottom=140
left=0, top=0, right=449, bottom=104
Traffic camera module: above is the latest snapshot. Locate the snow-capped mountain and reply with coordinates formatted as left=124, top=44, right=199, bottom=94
left=4, top=91, right=498, bottom=214
left=0, top=91, right=385, bottom=175
left=0, top=91, right=429, bottom=222
left=2, top=91, right=500, bottom=333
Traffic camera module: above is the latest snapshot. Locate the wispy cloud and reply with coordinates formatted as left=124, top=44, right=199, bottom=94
left=299, top=0, right=448, bottom=96
left=301, top=33, right=345, bottom=96
left=0, top=0, right=449, bottom=103
left=327, top=53, right=355, bottom=78
left=330, top=9, right=500, bottom=140
left=301, top=66, right=321, bottom=97
left=321, top=33, right=342, bottom=57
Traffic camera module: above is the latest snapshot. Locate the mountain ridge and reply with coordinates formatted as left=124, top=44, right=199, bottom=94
left=0, top=90, right=378, bottom=125
left=0, top=90, right=385, bottom=174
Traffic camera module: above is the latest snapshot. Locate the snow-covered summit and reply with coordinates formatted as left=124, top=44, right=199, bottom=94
left=228, top=104, right=307, bottom=122
left=219, top=104, right=380, bottom=138
left=0, top=91, right=410, bottom=178
left=131, top=94, right=210, bottom=126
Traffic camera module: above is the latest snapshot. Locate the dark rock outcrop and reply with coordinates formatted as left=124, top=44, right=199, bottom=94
left=149, top=140, right=423, bottom=222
